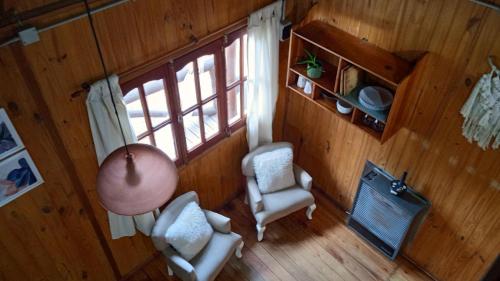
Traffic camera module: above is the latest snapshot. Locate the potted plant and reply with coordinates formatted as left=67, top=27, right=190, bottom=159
left=298, top=49, right=324, bottom=79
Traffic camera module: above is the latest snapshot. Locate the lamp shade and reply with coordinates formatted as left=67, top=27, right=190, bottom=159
left=96, top=143, right=178, bottom=216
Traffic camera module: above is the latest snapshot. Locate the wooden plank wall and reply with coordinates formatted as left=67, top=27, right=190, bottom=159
left=276, top=1, right=500, bottom=281
left=0, top=1, right=314, bottom=280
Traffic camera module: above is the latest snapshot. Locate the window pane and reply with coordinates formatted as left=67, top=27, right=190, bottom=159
left=203, top=99, right=219, bottom=139
left=177, top=62, right=197, bottom=111
left=154, top=124, right=177, bottom=160
left=144, top=79, right=169, bottom=127
left=225, top=39, right=240, bottom=86
left=124, top=88, right=148, bottom=136
left=227, top=86, right=241, bottom=124
left=198, top=55, right=216, bottom=100
left=243, top=34, right=247, bottom=78
left=138, top=136, right=151, bottom=145
left=183, top=110, right=202, bottom=151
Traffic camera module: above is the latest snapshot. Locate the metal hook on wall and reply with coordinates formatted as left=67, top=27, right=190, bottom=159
left=487, top=56, right=496, bottom=67
left=488, top=55, right=499, bottom=76
left=488, top=55, right=498, bottom=69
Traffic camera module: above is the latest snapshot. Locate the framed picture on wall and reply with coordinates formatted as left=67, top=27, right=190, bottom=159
left=0, top=108, right=24, bottom=160
left=0, top=150, right=44, bottom=207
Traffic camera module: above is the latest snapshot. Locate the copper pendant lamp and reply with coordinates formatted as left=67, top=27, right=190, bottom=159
left=84, top=0, right=178, bottom=216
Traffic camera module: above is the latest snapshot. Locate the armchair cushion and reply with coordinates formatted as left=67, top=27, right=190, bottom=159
left=152, top=191, right=199, bottom=251
left=191, top=232, right=242, bottom=281
left=253, top=147, right=295, bottom=194
left=254, top=186, right=315, bottom=226
left=165, top=202, right=214, bottom=260
left=203, top=210, right=231, bottom=234
left=242, top=142, right=293, bottom=177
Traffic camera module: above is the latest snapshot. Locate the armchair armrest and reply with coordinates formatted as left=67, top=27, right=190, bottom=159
left=204, top=210, right=231, bottom=233
left=293, top=164, right=312, bottom=191
left=247, top=177, right=263, bottom=213
left=163, top=246, right=196, bottom=281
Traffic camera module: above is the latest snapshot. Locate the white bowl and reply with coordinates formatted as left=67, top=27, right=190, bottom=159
left=336, top=100, right=353, bottom=114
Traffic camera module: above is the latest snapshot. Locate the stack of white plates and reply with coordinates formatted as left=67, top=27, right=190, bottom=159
left=358, top=86, right=393, bottom=111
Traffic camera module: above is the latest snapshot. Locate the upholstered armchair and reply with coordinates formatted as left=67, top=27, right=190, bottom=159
left=241, top=142, right=316, bottom=241
left=151, top=191, right=244, bottom=281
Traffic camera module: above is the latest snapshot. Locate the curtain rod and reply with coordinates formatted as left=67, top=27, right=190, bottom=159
left=0, top=0, right=129, bottom=48
left=469, top=0, right=500, bottom=12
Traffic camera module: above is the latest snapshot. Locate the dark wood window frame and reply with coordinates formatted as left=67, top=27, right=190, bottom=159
left=120, top=27, right=247, bottom=166
left=121, top=66, right=183, bottom=166
left=170, top=39, right=226, bottom=161
left=224, top=28, right=248, bottom=133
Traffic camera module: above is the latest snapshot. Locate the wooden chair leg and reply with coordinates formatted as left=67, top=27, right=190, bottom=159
left=256, top=224, right=266, bottom=242
left=306, top=203, right=317, bottom=220
left=235, top=241, right=244, bottom=258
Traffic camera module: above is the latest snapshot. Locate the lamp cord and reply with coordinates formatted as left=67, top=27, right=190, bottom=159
left=83, top=0, right=130, bottom=156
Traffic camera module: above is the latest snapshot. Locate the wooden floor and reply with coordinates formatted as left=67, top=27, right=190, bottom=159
left=127, top=190, right=434, bottom=281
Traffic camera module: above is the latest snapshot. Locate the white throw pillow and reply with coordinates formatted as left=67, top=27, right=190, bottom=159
left=253, top=147, right=296, bottom=194
left=165, top=201, right=213, bottom=260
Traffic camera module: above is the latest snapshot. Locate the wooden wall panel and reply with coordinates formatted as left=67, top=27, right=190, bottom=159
left=277, top=1, right=500, bottom=280
left=0, top=0, right=320, bottom=279
left=177, top=128, right=248, bottom=210
left=0, top=46, right=116, bottom=281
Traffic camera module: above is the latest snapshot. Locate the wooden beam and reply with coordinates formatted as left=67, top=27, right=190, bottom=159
left=0, top=0, right=88, bottom=27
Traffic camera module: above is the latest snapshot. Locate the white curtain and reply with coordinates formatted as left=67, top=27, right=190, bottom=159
left=86, top=75, right=157, bottom=239
left=246, top=1, right=281, bottom=150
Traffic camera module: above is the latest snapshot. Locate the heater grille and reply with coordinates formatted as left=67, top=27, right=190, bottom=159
left=351, top=182, right=412, bottom=250
left=348, top=161, right=430, bottom=260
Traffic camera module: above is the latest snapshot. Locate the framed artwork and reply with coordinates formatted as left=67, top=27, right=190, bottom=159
left=0, top=108, right=24, bottom=160
left=0, top=150, right=44, bottom=207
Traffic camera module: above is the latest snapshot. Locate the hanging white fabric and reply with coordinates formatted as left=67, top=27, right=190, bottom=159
left=460, top=57, right=500, bottom=150
left=246, top=1, right=281, bottom=150
left=86, top=75, right=157, bottom=239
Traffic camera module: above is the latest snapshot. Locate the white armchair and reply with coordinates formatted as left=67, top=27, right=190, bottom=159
left=151, top=191, right=244, bottom=281
left=241, top=142, right=316, bottom=241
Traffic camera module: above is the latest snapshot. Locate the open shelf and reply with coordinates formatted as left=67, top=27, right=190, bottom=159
left=352, top=109, right=384, bottom=140
left=290, top=62, right=337, bottom=95
left=293, top=21, right=412, bottom=86
left=288, top=84, right=313, bottom=99
left=339, top=86, right=389, bottom=123
left=315, top=97, right=353, bottom=123
left=285, top=21, right=421, bottom=143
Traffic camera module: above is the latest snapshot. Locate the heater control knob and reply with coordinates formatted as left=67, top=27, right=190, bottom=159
left=390, top=171, right=408, bottom=196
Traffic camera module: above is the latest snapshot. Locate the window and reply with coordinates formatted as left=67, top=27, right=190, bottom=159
left=224, top=30, right=248, bottom=131
left=121, top=68, right=179, bottom=164
left=121, top=28, right=247, bottom=165
left=172, top=41, right=224, bottom=158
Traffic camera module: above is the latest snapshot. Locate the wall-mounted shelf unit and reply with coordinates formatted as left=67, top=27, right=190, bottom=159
left=286, top=21, right=421, bottom=143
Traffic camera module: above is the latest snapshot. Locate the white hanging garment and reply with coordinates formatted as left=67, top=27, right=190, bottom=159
left=460, top=59, right=500, bottom=150
left=86, top=75, right=158, bottom=239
